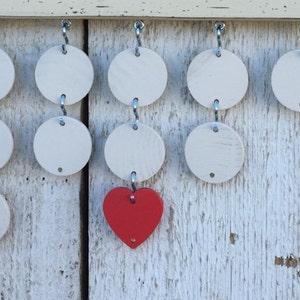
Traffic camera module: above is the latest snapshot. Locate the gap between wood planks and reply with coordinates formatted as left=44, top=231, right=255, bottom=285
left=79, top=19, right=89, bottom=300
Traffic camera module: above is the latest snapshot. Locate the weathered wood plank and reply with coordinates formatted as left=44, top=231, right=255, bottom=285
left=0, top=19, right=85, bottom=299
left=89, top=19, right=300, bottom=300
left=1, top=0, right=300, bottom=19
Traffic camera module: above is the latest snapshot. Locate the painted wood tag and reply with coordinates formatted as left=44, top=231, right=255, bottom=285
left=0, top=49, right=15, bottom=100
left=103, top=187, right=163, bottom=249
left=33, top=116, right=92, bottom=176
left=271, top=50, right=300, bottom=112
left=35, top=45, right=94, bottom=105
left=0, top=195, right=10, bottom=240
left=0, top=120, right=14, bottom=168
left=185, top=122, right=244, bottom=183
left=187, top=49, right=248, bottom=109
left=104, top=123, right=165, bottom=182
left=108, top=47, right=167, bottom=106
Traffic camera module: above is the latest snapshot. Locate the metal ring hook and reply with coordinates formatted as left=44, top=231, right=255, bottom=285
left=134, top=20, right=144, bottom=57
left=131, top=171, right=137, bottom=192
left=61, top=19, right=72, bottom=54
left=132, top=98, right=139, bottom=130
left=213, top=99, right=219, bottom=132
left=60, top=94, right=67, bottom=126
left=130, top=171, right=137, bottom=203
left=214, top=21, right=225, bottom=57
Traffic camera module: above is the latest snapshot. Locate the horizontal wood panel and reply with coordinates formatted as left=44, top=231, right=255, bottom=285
left=1, top=0, right=300, bottom=19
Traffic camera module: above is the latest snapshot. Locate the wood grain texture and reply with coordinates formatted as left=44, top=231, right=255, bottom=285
left=0, top=49, right=15, bottom=100
left=187, top=48, right=249, bottom=109
left=108, top=47, right=168, bottom=106
left=185, top=122, right=245, bottom=183
left=0, top=195, right=10, bottom=240
left=35, top=45, right=94, bottom=105
left=0, top=120, right=14, bottom=168
left=0, top=17, right=299, bottom=300
left=89, top=19, right=300, bottom=300
left=1, top=0, right=300, bottom=19
left=0, top=19, right=85, bottom=300
left=271, top=49, right=300, bottom=112
left=104, top=123, right=165, bottom=181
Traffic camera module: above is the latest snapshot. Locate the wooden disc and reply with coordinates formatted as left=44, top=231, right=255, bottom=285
left=187, top=49, right=248, bottom=109
left=0, top=49, right=15, bottom=100
left=104, top=123, right=165, bottom=181
left=185, top=122, right=244, bottom=183
left=271, top=50, right=300, bottom=111
left=35, top=45, right=94, bottom=105
left=108, top=47, right=167, bottom=106
left=33, top=116, right=92, bottom=176
left=0, top=120, right=14, bottom=168
left=0, top=195, right=10, bottom=240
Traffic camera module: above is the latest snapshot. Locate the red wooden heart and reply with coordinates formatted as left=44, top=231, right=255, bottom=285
left=103, top=187, right=163, bottom=249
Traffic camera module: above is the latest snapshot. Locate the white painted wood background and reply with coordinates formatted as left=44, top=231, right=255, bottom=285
left=0, top=16, right=299, bottom=300
left=89, top=19, right=300, bottom=300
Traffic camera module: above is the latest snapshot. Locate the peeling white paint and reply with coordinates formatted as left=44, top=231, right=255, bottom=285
left=0, top=0, right=299, bottom=18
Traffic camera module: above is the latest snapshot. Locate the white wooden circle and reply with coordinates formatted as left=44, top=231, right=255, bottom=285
left=0, top=49, right=15, bottom=100
left=108, top=47, right=168, bottom=106
left=0, top=120, right=14, bottom=168
left=0, top=195, right=10, bottom=240
left=187, top=49, right=248, bottom=109
left=185, top=122, right=244, bottom=183
left=35, top=45, right=94, bottom=105
left=271, top=50, right=300, bottom=112
left=33, top=116, right=92, bottom=176
left=104, top=123, right=165, bottom=181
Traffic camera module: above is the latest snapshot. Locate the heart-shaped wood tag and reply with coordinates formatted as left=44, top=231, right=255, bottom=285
left=103, top=187, right=163, bottom=249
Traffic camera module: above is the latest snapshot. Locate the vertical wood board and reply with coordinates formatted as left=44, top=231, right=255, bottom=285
left=0, top=19, right=85, bottom=300
left=89, top=19, right=300, bottom=300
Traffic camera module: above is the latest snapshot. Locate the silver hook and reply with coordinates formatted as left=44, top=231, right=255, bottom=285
left=59, top=94, right=67, bottom=126
left=61, top=19, right=72, bottom=54
left=131, top=171, right=137, bottom=192
left=213, top=99, right=219, bottom=132
left=132, top=98, right=139, bottom=130
left=133, top=20, right=144, bottom=57
left=130, top=171, right=137, bottom=203
left=214, top=21, right=225, bottom=57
